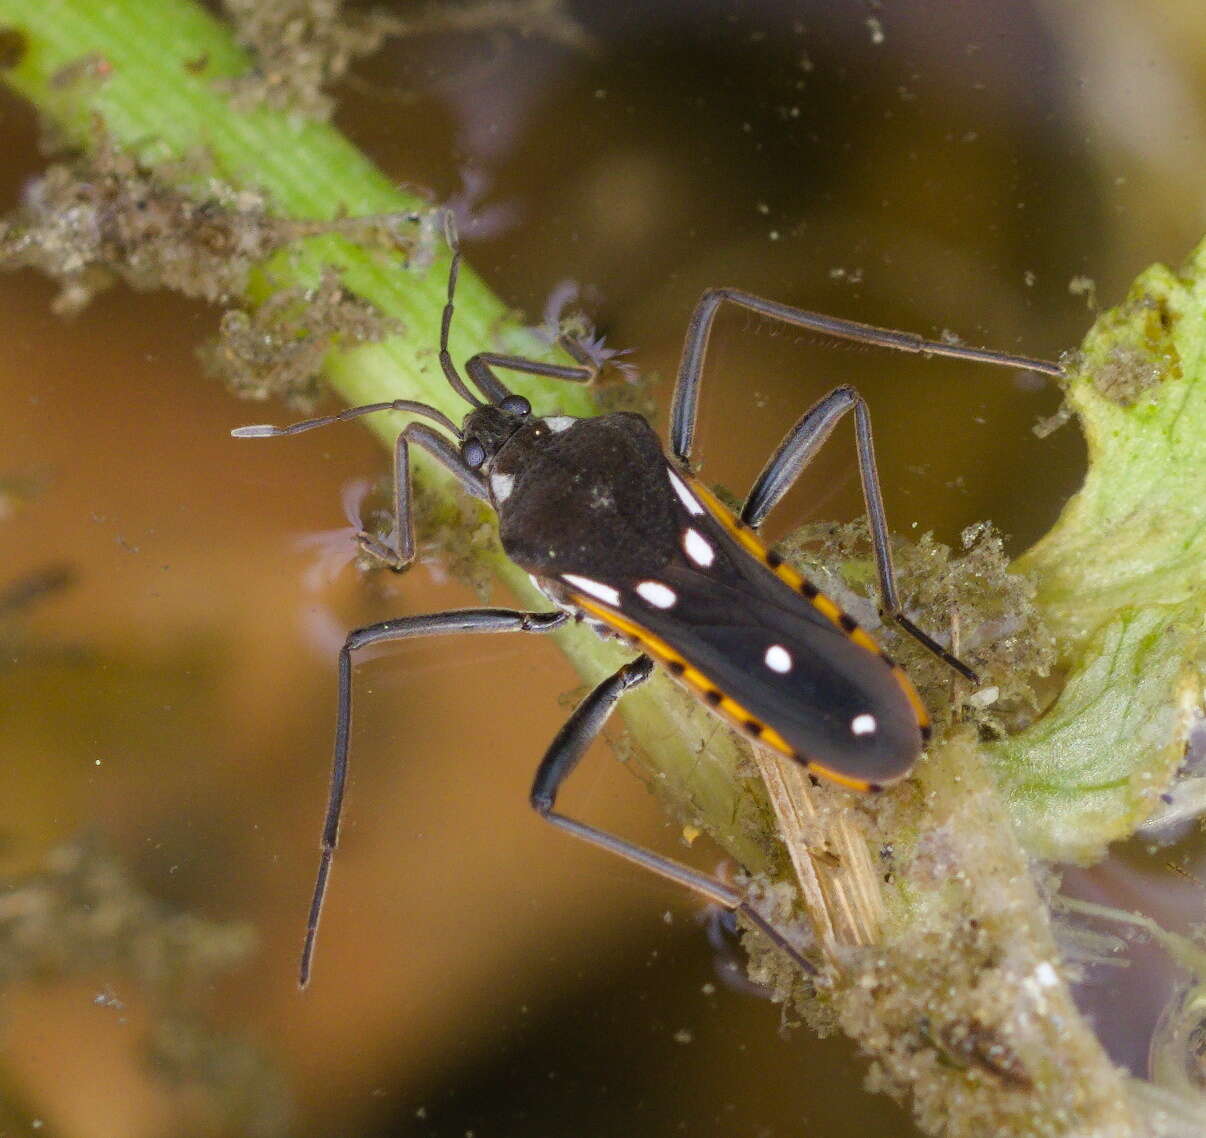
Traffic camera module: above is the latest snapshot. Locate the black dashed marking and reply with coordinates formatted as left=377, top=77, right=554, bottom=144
left=920, top=724, right=933, bottom=742
left=743, top=719, right=763, bottom=736
left=667, top=660, right=686, bottom=676
left=801, top=580, right=819, bottom=598
left=704, top=690, right=722, bottom=707
left=879, top=652, right=896, bottom=669
left=766, top=550, right=783, bottom=568
left=839, top=612, right=858, bottom=633
left=867, top=782, right=884, bottom=794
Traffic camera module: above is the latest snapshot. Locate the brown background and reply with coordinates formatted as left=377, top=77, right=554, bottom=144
left=2, top=1, right=1206, bottom=1135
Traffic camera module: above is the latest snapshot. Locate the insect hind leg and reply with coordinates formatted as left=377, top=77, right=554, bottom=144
left=301, top=606, right=568, bottom=987
left=742, top=384, right=978, bottom=682
left=531, top=655, right=816, bottom=977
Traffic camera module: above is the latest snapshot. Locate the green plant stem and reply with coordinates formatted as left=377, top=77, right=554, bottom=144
left=0, top=0, right=770, bottom=872
left=5, top=4, right=1205, bottom=1136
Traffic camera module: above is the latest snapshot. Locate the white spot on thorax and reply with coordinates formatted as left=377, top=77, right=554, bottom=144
left=636, top=580, right=677, bottom=608
left=850, top=713, right=877, bottom=736
left=490, top=472, right=514, bottom=502
left=682, top=527, right=715, bottom=567
left=666, top=468, right=705, bottom=516
left=764, top=645, right=792, bottom=673
left=589, top=484, right=615, bottom=510
left=563, top=574, right=621, bottom=606
left=544, top=416, right=574, bottom=433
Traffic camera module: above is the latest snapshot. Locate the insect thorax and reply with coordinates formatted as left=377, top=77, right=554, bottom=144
left=492, top=413, right=679, bottom=579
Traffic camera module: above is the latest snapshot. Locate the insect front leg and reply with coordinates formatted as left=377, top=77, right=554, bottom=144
left=464, top=351, right=595, bottom=406
left=742, top=385, right=977, bottom=681
left=530, top=656, right=816, bottom=977
left=360, top=421, right=489, bottom=571
left=301, top=606, right=568, bottom=986
left=232, top=402, right=485, bottom=572
left=440, top=211, right=595, bottom=404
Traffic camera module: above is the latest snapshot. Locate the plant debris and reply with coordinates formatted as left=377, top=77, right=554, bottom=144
left=220, top=0, right=593, bottom=120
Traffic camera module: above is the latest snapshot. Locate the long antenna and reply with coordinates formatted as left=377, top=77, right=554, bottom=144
left=231, top=399, right=460, bottom=440
left=437, top=211, right=488, bottom=408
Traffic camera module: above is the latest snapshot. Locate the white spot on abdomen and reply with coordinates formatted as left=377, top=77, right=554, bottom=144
left=764, top=645, right=792, bottom=673
left=563, top=574, right=621, bottom=606
left=850, top=713, right=877, bottom=736
left=682, top=527, right=715, bottom=567
left=636, top=581, right=677, bottom=608
left=666, top=468, right=705, bottom=516
left=544, top=416, right=574, bottom=433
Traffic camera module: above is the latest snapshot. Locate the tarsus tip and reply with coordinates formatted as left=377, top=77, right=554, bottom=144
left=231, top=424, right=277, bottom=438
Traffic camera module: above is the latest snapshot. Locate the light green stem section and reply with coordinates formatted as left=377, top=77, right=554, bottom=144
left=3, top=0, right=1203, bottom=898
left=7, top=3, right=1206, bottom=1135
left=0, top=0, right=590, bottom=425
left=0, top=0, right=769, bottom=870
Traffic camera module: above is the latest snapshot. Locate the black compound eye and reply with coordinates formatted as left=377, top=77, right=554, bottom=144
left=499, top=394, right=531, bottom=416
left=462, top=438, right=487, bottom=468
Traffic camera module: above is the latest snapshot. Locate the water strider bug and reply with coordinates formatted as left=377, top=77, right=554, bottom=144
left=234, top=217, right=1062, bottom=984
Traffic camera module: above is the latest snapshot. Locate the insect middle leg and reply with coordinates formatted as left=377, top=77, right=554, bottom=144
left=668, top=286, right=1062, bottom=465
left=530, top=655, right=816, bottom=976
left=664, top=288, right=1055, bottom=680
left=301, top=606, right=568, bottom=986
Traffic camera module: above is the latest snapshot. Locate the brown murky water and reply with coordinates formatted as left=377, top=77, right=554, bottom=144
left=2, top=2, right=1205, bottom=1135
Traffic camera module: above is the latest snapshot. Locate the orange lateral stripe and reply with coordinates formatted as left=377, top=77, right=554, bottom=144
left=572, top=592, right=881, bottom=792
left=893, top=664, right=930, bottom=730
left=688, top=480, right=777, bottom=556
left=686, top=478, right=848, bottom=625
left=571, top=597, right=682, bottom=666
left=573, top=596, right=714, bottom=696
left=804, top=762, right=874, bottom=792
left=571, top=594, right=792, bottom=756
left=567, top=467, right=934, bottom=775
left=848, top=626, right=880, bottom=655
left=679, top=470, right=931, bottom=735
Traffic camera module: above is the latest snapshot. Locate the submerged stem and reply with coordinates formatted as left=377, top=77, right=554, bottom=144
left=3, top=3, right=1205, bottom=1137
